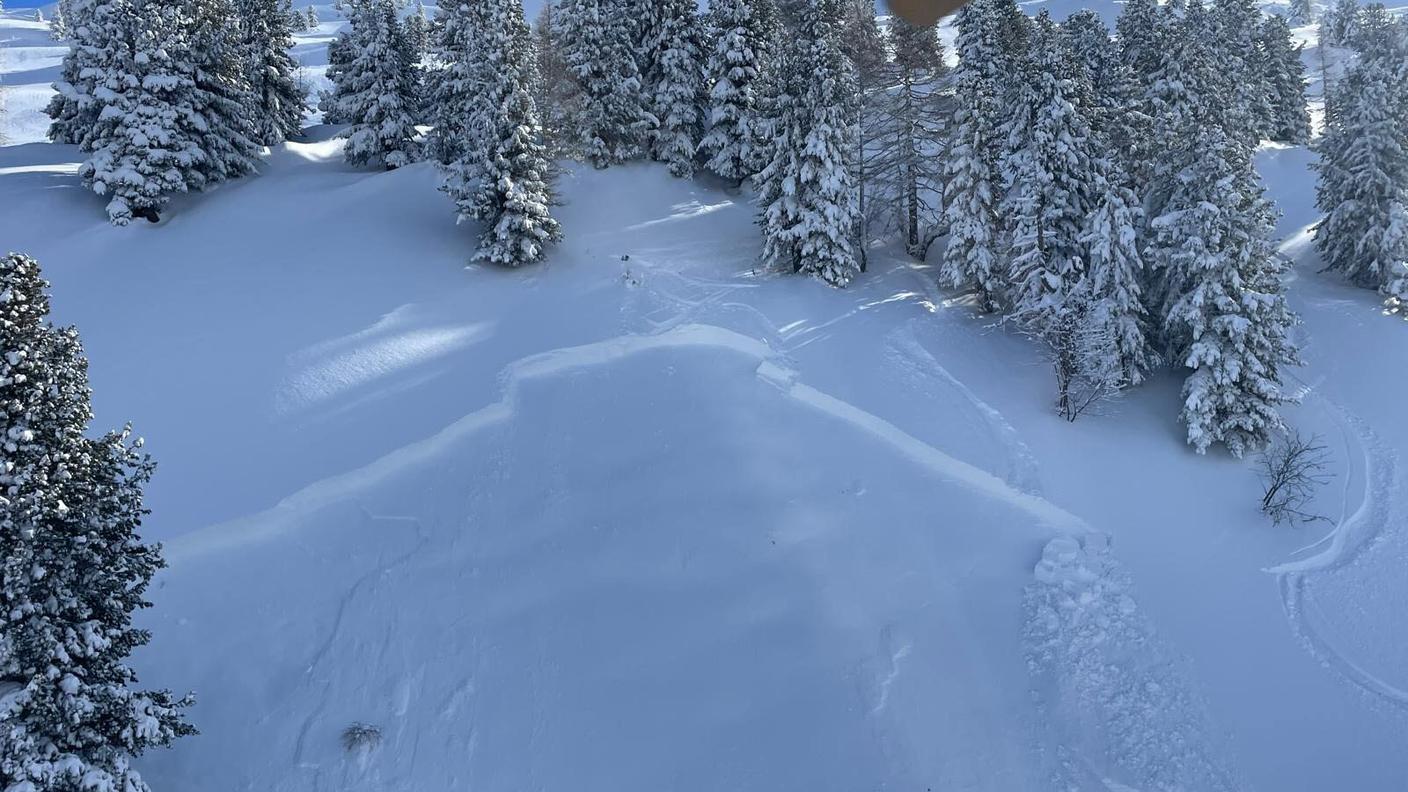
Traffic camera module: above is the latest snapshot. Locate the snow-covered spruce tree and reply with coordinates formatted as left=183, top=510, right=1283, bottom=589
left=181, top=0, right=262, bottom=183
left=46, top=0, right=101, bottom=144
left=49, top=0, right=69, bottom=40
left=1287, top=0, right=1313, bottom=26
left=1153, top=123, right=1300, bottom=455
left=1321, top=0, right=1359, bottom=46
left=238, top=0, right=307, bottom=146
left=1115, top=0, right=1167, bottom=81
left=1313, top=49, right=1408, bottom=291
left=1080, top=168, right=1154, bottom=387
left=305, top=5, right=319, bottom=29
left=875, top=16, right=947, bottom=257
left=73, top=0, right=212, bottom=223
left=405, top=0, right=431, bottom=53
left=1001, top=13, right=1100, bottom=333
left=637, top=0, right=704, bottom=177
left=1142, top=0, right=1226, bottom=228
left=1214, top=0, right=1274, bottom=146
left=754, top=0, right=860, bottom=287
left=554, top=0, right=653, bottom=167
left=938, top=0, right=1008, bottom=310
left=319, top=30, right=355, bottom=124
left=1259, top=14, right=1310, bottom=144
left=0, top=253, right=195, bottom=792
left=441, top=0, right=561, bottom=266
left=1063, top=10, right=1149, bottom=186
left=331, top=0, right=422, bottom=168
left=426, top=0, right=484, bottom=164
left=698, top=0, right=766, bottom=181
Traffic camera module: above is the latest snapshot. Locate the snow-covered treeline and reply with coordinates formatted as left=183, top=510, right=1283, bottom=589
left=38, top=0, right=1400, bottom=454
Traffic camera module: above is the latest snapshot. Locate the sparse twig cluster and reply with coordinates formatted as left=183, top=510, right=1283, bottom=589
left=1257, top=430, right=1333, bottom=525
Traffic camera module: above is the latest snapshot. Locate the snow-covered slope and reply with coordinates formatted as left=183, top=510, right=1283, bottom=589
left=4, top=10, right=1408, bottom=792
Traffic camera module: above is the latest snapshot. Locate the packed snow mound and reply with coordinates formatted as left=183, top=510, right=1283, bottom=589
left=1027, top=533, right=1244, bottom=792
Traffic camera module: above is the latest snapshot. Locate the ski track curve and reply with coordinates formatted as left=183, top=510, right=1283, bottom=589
left=1265, top=394, right=1408, bottom=712
left=168, top=322, right=1090, bottom=563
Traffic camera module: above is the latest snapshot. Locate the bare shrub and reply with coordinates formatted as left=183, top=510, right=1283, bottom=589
left=341, top=722, right=382, bottom=753
left=1258, top=431, right=1332, bottom=526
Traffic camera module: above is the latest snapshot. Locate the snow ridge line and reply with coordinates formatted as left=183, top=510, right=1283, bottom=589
left=169, top=324, right=1088, bottom=561
left=1265, top=399, right=1408, bottom=711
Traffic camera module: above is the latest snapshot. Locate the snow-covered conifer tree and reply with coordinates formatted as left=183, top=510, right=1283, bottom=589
left=306, top=5, right=319, bottom=29
left=1080, top=170, right=1154, bottom=386
left=1259, top=14, right=1310, bottom=144
left=638, top=0, right=704, bottom=176
left=182, top=0, right=262, bottom=182
left=1153, top=123, right=1300, bottom=455
left=698, top=0, right=765, bottom=181
left=1287, top=0, right=1313, bottom=25
left=1314, top=49, right=1408, bottom=291
left=406, top=0, right=431, bottom=51
left=238, top=0, right=308, bottom=146
left=46, top=0, right=100, bottom=144
left=1214, top=0, right=1274, bottom=145
left=1322, top=0, right=1358, bottom=46
left=939, top=0, right=1007, bottom=309
left=319, top=30, right=354, bottom=124
left=754, top=0, right=859, bottom=287
left=48, top=1, right=68, bottom=39
left=426, top=0, right=483, bottom=164
left=74, top=0, right=210, bottom=223
left=554, top=0, right=653, bottom=167
left=1001, top=13, right=1100, bottom=332
left=329, top=0, right=422, bottom=168
left=441, top=0, right=561, bottom=266
left=0, top=252, right=195, bottom=792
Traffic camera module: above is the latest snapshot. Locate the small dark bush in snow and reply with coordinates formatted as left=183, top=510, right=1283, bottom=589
left=1258, top=431, right=1332, bottom=526
left=341, top=722, right=383, bottom=753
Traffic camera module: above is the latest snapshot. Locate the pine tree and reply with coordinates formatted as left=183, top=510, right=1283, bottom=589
left=182, top=0, right=262, bottom=183
left=48, top=0, right=68, bottom=40
left=754, top=0, right=860, bottom=287
left=1322, top=0, right=1358, bottom=46
left=405, top=0, right=431, bottom=53
left=1259, top=14, right=1310, bottom=144
left=1081, top=169, right=1154, bottom=386
left=74, top=0, right=209, bottom=223
left=1153, top=124, right=1300, bottom=455
left=426, top=0, right=484, bottom=164
left=0, top=253, right=195, bottom=792
left=939, top=0, right=1008, bottom=309
left=1215, top=0, right=1274, bottom=145
left=876, top=16, right=947, bottom=256
left=1116, top=0, right=1166, bottom=81
left=1287, top=0, right=1313, bottom=26
left=1063, top=10, right=1149, bottom=183
left=238, top=0, right=307, bottom=146
left=319, top=30, right=355, bottom=124
left=554, top=0, right=653, bottom=167
left=46, top=0, right=100, bottom=144
left=698, top=0, right=766, bottom=181
left=441, top=0, right=561, bottom=267
left=330, top=0, right=422, bottom=168
left=1314, top=49, right=1408, bottom=291
left=1001, top=13, right=1100, bottom=333
left=638, top=0, right=704, bottom=176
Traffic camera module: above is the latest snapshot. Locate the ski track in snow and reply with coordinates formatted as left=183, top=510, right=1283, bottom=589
left=170, top=322, right=1089, bottom=563
left=1265, top=394, right=1408, bottom=712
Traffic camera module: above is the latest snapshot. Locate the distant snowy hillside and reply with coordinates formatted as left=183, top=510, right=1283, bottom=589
left=4, top=6, right=1408, bottom=792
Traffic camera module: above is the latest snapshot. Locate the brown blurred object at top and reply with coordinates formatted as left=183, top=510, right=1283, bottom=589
left=886, top=0, right=967, bottom=26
